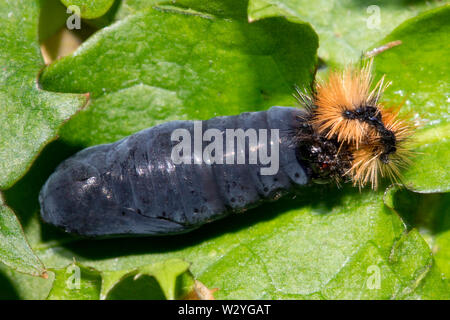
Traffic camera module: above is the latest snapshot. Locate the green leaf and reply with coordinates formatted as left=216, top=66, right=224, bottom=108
left=0, top=263, right=54, bottom=299
left=434, top=231, right=450, bottom=279
left=404, top=263, right=450, bottom=300
left=60, top=0, right=115, bottom=19
left=0, top=0, right=87, bottom=277
left=102, top=259, right=193, bottom=300
left=0, top=196, right=45, bottom=277
left=248, top=0, right=444, bottom=66
left=366, top=8, right=450, bottom=289
left=388, top=230, right=434, bottom=298
left=0, top=0, right=88, bottom=189
left=47, top=259, right=194, bottom=300
left=2, top=2, right=448, bottom=300
left=115, top=0, right=249, bottom=20
left=384, top=186, right=450, bottom=281
left=191, top=189, right=443, bottom=299
left=372, top=5, right=450, bottom=192
left=8, top=186, right=445, bottom=300
left=401, top=125, right=449, bottom=193
left=39, top=6, right=318, bottom=146
left=47, top=262, right=102, bottom=299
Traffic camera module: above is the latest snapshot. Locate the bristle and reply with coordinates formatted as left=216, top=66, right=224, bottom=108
left=295, top=59, right=413, bottom=190
left=346, top=109, right=412, bottom=189
left=311, top=59, right=387, bottom=146
left=293, top=86, right=314, bottom=112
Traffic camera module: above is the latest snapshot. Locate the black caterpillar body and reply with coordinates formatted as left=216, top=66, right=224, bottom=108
left=40, top=107, right=318, bottom=237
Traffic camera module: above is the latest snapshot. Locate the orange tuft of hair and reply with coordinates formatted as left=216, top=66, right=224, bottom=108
left=311, top=60, right=390, bottom=147
left=295, top=58, right=414, bottom=190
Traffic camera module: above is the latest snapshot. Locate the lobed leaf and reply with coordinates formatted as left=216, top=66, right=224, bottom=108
left=0, top=0, right=86, bottom=278
left=0, top=1, right=448, bottom=300
left=40, top=5, right=318, bottom=147
left=0, top=0, right=88, bottom=189
left=46, top=259, right=194, bottom=300
left=247, top=0, right=445, bottom=66
left=372, top=5, right=450, bottom=192
left=0, top=196, right=45, bottom=277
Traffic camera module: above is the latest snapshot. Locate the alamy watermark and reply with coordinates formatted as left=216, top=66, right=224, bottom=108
left=366, top=265, right=381, bottom=290
left=66, top=264, right=81, bottom=290
left=366, top=5, right=381, bottom=30
left=66, top=5, right=81, bottom=30
left=171, top=121, right=280, bottom=176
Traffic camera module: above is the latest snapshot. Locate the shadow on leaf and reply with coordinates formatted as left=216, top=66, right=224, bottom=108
left=0, top=268, right=19, bottom=300
left=392, top=188, right=450, bottom=235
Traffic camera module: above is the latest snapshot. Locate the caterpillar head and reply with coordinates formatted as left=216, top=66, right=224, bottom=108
left=295, top=59, right=413, bottom=189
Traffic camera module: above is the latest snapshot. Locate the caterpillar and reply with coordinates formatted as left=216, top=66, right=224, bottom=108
left=39, top=60, right=411, bottom=237
left=295, top=59, right=411, bottom=189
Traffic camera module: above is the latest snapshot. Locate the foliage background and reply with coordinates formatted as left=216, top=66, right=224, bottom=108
left=0, top=0, right=448, bottom=299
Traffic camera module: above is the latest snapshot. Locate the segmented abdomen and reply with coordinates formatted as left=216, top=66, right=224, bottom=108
left=39, top=107, right=309, bottom=237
